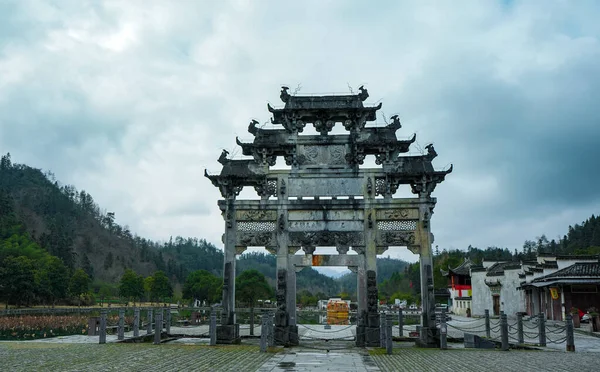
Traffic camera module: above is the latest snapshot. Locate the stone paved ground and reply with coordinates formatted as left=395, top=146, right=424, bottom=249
left=0, top=342, right=272, bottom=372
left=371, top=344, right=600, bottom=372
left=3, top=339, right=600, bottom=371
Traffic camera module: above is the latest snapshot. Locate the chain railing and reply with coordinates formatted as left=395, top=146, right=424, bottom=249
left=442, top=309, right=575, bottom=352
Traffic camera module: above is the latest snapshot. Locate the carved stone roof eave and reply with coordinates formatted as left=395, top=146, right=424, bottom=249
left=267, top=103, right=382, bottom=126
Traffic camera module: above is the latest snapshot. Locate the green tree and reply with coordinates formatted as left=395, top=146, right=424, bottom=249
left=69, top=268, right=90, bottom=307
left=36, top=256, right=69, bottom=307
left=236, top=269, right=273, bottom=335
left=0, top=256, right=36, bottom=308
left=182, top=270, right=221, bottom=305
left=119, top=269, right=145, bottom=305
left=149, top=271, right=173, bottom=302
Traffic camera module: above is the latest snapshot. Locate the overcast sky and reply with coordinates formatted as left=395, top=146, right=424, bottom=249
left=1, top=0, right=599, bottom=266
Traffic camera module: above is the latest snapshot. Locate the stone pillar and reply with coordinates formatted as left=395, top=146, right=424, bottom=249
left=286, top=257, right=298, bottom=345
left=273, top=191, right=297, bottom=346
left=217, top=198, right=240, bottom=344
left=416, top=198, right=438, bottom=347
left=355, top=256, right=367, bottom=347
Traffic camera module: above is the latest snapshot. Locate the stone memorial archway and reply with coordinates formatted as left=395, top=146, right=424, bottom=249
left=205, top=86, right=451, bottom=347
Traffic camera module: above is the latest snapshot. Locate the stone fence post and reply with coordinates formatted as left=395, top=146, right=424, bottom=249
left=147, top=309, right=153, bottom=335
left=166, top=308, right=171, bottom=334
left=260, top=313, right=268, bottom=353
left=209, top=310, right=217, bottom=346
left=154, top=310, right=162, bottom=345
left=398, top=308, right=404, bottom=337
left=485, top=309, right=490, bottom=338
left=386, top=313, right=393, bottom=355
left=500, top=313, right=509, bottom=351
left=99, top=309, right=107, bottom=344
left=566, top=314, right=575, bottom=352
left=538, top=313, right=546, bottom=347
left=440, top=308, right=447, bottom=350
left=517, top=312, right=524, bottom=344
left=133, top=308, right=140, bottom=337
left=118, top=309, right=125, bottom=340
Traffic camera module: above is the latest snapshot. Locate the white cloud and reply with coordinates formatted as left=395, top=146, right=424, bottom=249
left=1, top=0, right=600, bottom=260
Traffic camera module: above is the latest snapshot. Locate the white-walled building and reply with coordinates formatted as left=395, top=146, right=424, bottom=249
left=471, top=261, right=526, bottom=317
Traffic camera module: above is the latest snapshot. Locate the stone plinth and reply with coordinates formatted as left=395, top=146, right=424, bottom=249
left=217, top=324, right=240, bottom=344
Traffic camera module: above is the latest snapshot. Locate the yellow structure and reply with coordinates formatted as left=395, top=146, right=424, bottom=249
left=327, top=299, right=349, bottom=325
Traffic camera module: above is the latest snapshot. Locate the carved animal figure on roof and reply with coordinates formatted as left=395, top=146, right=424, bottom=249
left=425, top=144, right=437, bottom=160
left=387, top=115, right=401, bottom=130
left=248, top=119, right=259, bottom=135
left=280, top=86, right=290, bottom=102
left=218, top=149, right=230, bottom=165
left=358, top=85, right=369, bottom=101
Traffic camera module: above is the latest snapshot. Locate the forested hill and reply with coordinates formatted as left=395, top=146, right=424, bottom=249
left=0, top=153, right=176, bottom=283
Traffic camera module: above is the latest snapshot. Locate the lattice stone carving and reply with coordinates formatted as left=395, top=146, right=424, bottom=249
left=377, top=220, right=417, bottom=231
left=375, top=178, right=386, bottom=195
left=237, top=221, right=276, bottom=232
left=254, top=179, right=278, bottom=197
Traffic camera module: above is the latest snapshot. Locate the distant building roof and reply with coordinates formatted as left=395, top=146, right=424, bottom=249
left=442, top=258, right=473, bottom=277
left=532, top=262, right=600, bottom=283
left=486, top=261, right=522, bottom=277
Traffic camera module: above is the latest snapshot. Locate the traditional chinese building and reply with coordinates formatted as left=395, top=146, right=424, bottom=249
left=441, top=258, right=473, bottom=316
left=470, top=261, right=525, bottom=317
left=205, top=86, right=451, bottom=346
left=519, top=254, right=600, bottom=321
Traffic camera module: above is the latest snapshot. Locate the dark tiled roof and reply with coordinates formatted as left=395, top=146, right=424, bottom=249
left=448, top=259, right=473, bottom=276
left=556, top=254, right=600, bottom=261
left=486, top=261, right=522, bottom=277
left=533, top=262, right=600, bottom=282
left=470, top=265, right=486, bottom=273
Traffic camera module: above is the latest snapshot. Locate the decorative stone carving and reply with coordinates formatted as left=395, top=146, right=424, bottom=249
left=379, top=209, right=410, bottom=219
left=302, top=245, right=316, bottom=254
left=343, top=119, right=354, bottom=130
left=336, top=245, right=349, bottom=254
left=254, top=179, right=277, bottom=197
left=374, top=177, right=399, bottom=196
left=329, top=146, right=346, bottom=165
left=276, top=270, right=286, bottom=306
left=366, top=270, right=378, bottom=313
left=237, top=231, right=275, bottom=247
left=278, top=213, right=285, bottom=231
left=289, top=231, right=364, bottom=247
left=358, top=85, right=369, bottom=101
left=218, top=149, right=229, bottom=165
left=366, top=177, right=373, bottom=196
left=280, top=179, right=286, bottom=195
left=381, top=231, right=416, bottom=246
left=280, top=86, right=290, bottom=102
left=425, top=144, right=437, bottom=161
left=237, top=209, right=277, bottom=221
left=304, top=146, right=319, bottom=161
